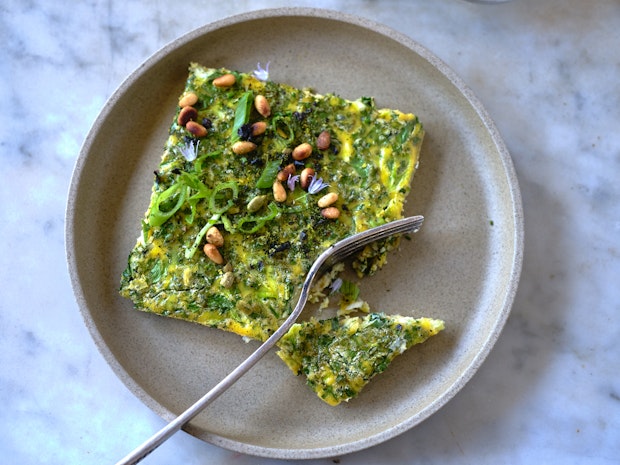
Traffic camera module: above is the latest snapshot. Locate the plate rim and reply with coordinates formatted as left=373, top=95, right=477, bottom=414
left=66, top=6, right=524, bottom=459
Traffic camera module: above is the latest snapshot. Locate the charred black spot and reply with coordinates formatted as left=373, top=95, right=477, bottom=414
left=248, top=157, right=264, bottom=167
left=293, top=108, right=312, bottom=121
left=314, top=217, right=328, bottom=228
left=237, top=123, right=253, bottom=141
left=268, top=241, right=291, bottom=257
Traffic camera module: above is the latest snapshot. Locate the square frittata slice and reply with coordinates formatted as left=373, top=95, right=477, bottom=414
left=276, top=313, right=444, bottom=405
left=120, top=64, right=424, bottom=341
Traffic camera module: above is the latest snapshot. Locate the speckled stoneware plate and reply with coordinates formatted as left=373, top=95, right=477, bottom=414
left=66, top=8, right=523, bottom=460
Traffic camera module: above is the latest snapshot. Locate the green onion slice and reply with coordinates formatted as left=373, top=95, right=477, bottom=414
left=237, top=202, right=279, bottom=234
left=339, top=280, right=360, bottom=302
left=148, top=183, right=187, bottom=227
left=178, top=172, right=210, bottom=197
left=185, top=213, right=221, bottom=260
left=209, top=181, right=239, bottom=214
left=271, top=115, right=295, bottom=144
left=184, top=182, right=239, bottom=259
left=194, top=150, right=222, bottom=172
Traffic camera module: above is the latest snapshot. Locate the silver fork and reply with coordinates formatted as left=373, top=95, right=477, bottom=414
left=116, top=215, right=424, bottom=465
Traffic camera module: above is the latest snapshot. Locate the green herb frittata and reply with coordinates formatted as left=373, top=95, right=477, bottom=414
left=119, top=63, right=441, bottom=404
left=277, top=313, right=444, bottom=405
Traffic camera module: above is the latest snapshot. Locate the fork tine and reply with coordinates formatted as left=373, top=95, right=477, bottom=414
left=320, top=216, right=424, bottom=272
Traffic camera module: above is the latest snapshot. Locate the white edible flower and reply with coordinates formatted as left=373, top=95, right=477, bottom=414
left=252, top=61, right=270, bottom=81
left=178, top=138, right=199, bottom=161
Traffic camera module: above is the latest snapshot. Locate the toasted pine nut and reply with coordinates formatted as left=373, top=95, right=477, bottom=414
left=178, top=92, right=198, bottom=107
left=254, top=95, right=271, bottom=117
left=292, top=142, right=313, bottom=161
left=321, top=207, right=340, bottom=219
left=273, top=180, right=287, bottom=203
left=300, top=167, right=315, bottom=190
left=232, top=141, right=257, bottom=154
left=177, top=106, right=198, bottom=126
left=203, top=243, right=224, bottom=264
left=317, top=192, right=338, bottom=208
left=213, top=73, right=236, bottom=87
left=186, top=121, right=208, bottom=137
left=251, top=121, right=267, bottom=137
left=277, top=163, right=296, bottom=182
left=317, top=130, right=331, bottom=150
left=206, top=226, right=224, bottom=247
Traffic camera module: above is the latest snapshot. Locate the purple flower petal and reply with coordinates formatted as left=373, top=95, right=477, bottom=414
left=330, top=277, right=343, bottom=294
left=287, top=173, right=299, bottom=191
left=308, top=176, right=329, bottom=194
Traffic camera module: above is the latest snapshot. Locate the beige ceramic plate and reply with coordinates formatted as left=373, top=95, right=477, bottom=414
left=66, top=8, right=523, bottom=459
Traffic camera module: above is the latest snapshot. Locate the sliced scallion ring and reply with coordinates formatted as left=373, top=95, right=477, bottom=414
left=148, top=183, right=187, bottom=227
left=237, top=202, right=279, bottom=234
left=209, top=181, right=239, bottom=214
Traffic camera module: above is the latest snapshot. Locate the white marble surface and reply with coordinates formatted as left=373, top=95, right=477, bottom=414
left=2, top=0, right=619, bottom=463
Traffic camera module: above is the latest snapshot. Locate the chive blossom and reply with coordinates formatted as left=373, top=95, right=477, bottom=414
left=308, top=176, right=329, bottom=194
left=287, top=173, right=299, bottom=191
left=252, top=61, right=270, bottom=81
left=178, top=138, right=200, bottom=161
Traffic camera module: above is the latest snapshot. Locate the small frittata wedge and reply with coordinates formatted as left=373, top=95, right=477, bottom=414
left=119, top=64, right=425, bottom=342
left=277, top=313, right=445, bottom=405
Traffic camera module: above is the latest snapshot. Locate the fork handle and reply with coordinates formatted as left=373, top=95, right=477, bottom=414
left=116, top=280, right=315, bottom=465
left=115, top=331, right=281, bottom=464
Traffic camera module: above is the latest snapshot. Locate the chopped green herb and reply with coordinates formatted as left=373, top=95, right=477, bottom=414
left=230, top=91, right=253, bottom=142
left=339, top=280, right=360, bottom=302
left=256, top=160, right=281, bottom=188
